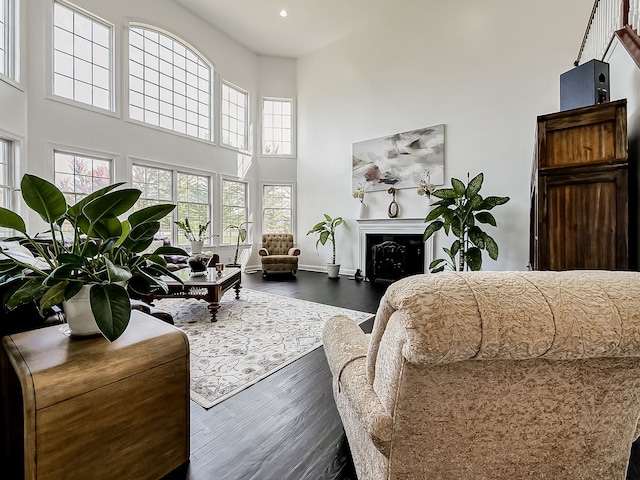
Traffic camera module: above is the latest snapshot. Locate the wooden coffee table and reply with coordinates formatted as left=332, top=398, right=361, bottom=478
left=144, top=267, right=242, bottom=322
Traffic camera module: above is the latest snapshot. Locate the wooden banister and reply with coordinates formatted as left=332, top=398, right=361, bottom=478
left=615, top=24, right=640, bottom=68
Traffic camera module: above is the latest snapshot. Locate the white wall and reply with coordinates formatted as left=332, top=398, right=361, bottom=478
left=296, top=0, right=594, bottom=273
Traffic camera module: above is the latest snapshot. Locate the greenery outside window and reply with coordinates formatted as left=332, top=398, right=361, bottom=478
left=177, top=172, right=210, bottom=247
left=52, top=1, right=112, bottom=110
left=128, top=25, right=212, bottom=141
left=262, top=97, right=294, bottom=157
left=222, top=178, right=248, bottom=244
left=263, top=184, right=293, bottom=234
left=221, top=81, right=248, bottom=151
left=0, top=139, right=12, bottom=236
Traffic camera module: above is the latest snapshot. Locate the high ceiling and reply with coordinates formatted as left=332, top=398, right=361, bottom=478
left=174, top=0, right=417, bottom=58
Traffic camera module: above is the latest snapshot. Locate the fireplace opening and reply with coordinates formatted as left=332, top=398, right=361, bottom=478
left=366, top=233, right=425, bottom=283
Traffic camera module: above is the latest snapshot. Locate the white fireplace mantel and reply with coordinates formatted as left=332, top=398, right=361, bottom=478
left=355, top=218, right=433, bottom=277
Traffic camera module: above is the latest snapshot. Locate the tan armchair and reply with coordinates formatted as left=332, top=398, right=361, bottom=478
left=259, top=233, right=300, bottom=276
left=323, top=271, right=640, bottom=479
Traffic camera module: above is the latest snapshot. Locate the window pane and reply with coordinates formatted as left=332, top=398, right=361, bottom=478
left=176, top=172, right=210, bottom=246
left=128, top=25, right=212, bottom=141
left=262, top=99, right=294, bottom=156
left=222, top=179, right=247, bottom=244
left=263, top=184, right=292, bottom=234
left=221, top=82, right=248, bottom=150
left=53, top=2, right=113, bottom=110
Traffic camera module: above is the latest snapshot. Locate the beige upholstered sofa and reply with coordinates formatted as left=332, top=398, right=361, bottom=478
left=323, top=271, right=640, bottom=479
left=259, top=233, right=300, bottom=276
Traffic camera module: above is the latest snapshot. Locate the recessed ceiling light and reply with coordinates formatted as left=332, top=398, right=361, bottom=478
left=280, top=10, right=288, bottom=18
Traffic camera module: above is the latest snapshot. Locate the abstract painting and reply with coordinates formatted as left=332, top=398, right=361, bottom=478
left=352, top=124, right=444, bottom=192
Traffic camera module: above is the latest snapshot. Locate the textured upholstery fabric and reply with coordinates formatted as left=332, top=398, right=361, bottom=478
left=259, top=233, right=300, bottom=274
left=323, top=271, right=640, bottom=479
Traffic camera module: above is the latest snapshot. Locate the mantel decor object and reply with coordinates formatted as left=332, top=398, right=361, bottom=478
left=387, top=188, right=399, bottom=218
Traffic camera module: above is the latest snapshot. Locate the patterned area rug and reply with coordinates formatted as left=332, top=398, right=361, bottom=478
left=155, top=289, right=373, bottom=409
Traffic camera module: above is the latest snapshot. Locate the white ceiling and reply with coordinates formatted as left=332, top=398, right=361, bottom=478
left=173, top=0, right=417, bottom=58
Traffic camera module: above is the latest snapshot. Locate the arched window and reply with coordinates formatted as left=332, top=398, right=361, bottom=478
left=128, top=25, right=212, bottom=141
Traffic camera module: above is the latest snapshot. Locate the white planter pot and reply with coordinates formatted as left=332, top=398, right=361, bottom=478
left=327, top=263, right=341, bottom=278
left=62, top=285, right=101, bottom=336
left=358, top=202, right=366, bottom=219
left=190, top=240, right=204, bottom=254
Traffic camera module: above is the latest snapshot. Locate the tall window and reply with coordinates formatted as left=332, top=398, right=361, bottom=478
left=132, top=164, right=212, bottom=244
left=131, top=164, right=173, bottom=239
left=0, top=0, right=16, bottom=80
left=0, top=139, right=11, bottom=236
left=221, top=82, right=248, bottom=151
left=262, top=98, right=294, bottom=156
left=177, top=172, right=210, bottom=246
left=128, top=25, right=212, bottom=141
left=222, top=178, right=247, bottom=244
left=53, top=1, right=112, bottom=110
left=53, top=150, right=112, bottom=205
left=263, top=184, right=293, bottom=234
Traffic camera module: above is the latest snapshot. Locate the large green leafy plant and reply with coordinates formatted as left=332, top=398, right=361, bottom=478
left=0, top=174, right=187, bottom=341
left=423, top=173, right=509, bottom=272
left=307, top=214, right=344, bottom=265
left=225, top=221, right=251, bottom=266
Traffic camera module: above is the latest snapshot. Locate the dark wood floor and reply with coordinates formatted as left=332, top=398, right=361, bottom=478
left=163, top=270, right=388, bottom=480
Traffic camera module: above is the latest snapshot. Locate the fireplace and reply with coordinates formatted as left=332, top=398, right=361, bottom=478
left=356, top=218, right=433, bottom=282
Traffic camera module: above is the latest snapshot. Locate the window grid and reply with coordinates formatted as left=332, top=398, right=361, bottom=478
left=131, top=164, right=174, bottom=240
left=176, top=172, right=210, bottom=247
left=262, top=98, right=293, bottom=156
left=53, top=150, right=112, bottom=206
left=222, top=179, right=247, bottom=244
left=0, top=139, right=11, bottom=236
left=53, top=1, right=112, bottom=110
left=221, top=82, right=248, bottom=151
left=128, top=26, right=212, bottom=141
left=0, top=0, right=8, bottom=77
left=263, top=184, right=292, bottom=234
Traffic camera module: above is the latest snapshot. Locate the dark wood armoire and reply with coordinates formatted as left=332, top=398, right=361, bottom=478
left=530, top=99, right=631, bottom=271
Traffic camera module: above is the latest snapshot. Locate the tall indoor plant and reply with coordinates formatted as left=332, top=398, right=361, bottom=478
left=423, top=173, right=509, bottom=272
left=225, top=221, right=251, bottom=267
left=175, top=218, right=211, bottom=254
left=307, top=214, right=344, bottom=278
left=0, top=174, right=187, bottom=341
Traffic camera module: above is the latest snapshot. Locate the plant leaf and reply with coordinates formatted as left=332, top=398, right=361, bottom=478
left=423, top=220, right=443, bottom=241
left=39, top=281, right=68, bottom=312
left=482, top=196, right=510, bottom=210
left=466, top=173, right=484, bottom=198
left=67, top=183, right=125, bottom=218
left=0, top=207, right=26, bottom=233
left=432, top=188, right=458, bottom=199
left=451, top=178, right=466, bottom=196
left=105, top=257, right=132, bottom=283
left=425, top=205, right=449, bottom=222
left=90, top=283, right=132, bottom=342
left=484, top=233, right=499, bottom=260
left=5, top=278, right=49, bottom=310
left=83, top=189, right=141, bottom=223
left=128, top=204, right=175, bottom=228
left=21, top=174, right=67, bottom=224
left=475, top=212, right=497, bottom=226
left=466, top=247, right=483, bottom=271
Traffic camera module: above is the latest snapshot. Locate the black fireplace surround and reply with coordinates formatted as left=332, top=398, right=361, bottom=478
left=365, top=233, right=425, bottom=283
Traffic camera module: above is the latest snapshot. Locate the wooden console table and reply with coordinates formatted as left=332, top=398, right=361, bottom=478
left=0, top=310, right=190, bottom=480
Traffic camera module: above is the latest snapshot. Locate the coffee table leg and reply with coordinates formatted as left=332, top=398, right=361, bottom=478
left=208, top=302, right=220, bottom=322
left=234, top=283, right=241, bottom=299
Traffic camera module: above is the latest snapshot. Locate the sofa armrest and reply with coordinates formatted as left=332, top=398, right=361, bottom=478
left=323, top=315, right=393, bottom=455
left=288, top=247, right=301, bottom=256
left=258, top=248, right=269, bottom=256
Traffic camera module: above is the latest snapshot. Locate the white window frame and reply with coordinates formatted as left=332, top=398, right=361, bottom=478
left=52, top=146, right=115, bottom=204
left=0, top=136, right=15, bottom=236
left=220, top=176, right=249, bottom=246
left=130, top=158, right=215, bottom=246
left=127, top=23, right=214, bottom=143
left=261, top=182, right=295, bottom=236
left=49, top=0, right=116, bottom=114
left=221, top=80, right=249, bottom=152
left=0, top=0, right=20, bottom=87
left=261, top=96, right=296, bottom=158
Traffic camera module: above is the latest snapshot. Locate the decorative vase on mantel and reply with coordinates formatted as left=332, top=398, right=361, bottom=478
left=358, top=202, right=366, bottom=219
left=190, top=240, right=204, bottom=254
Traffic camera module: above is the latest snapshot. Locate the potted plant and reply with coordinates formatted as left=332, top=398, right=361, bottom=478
left=0, top=174, right=188, bottom=341
left=423, top=172, right=509, bottom=272
left=225, top=221, right=251, bottom=267
left=175, top=218, right=211, bottom=254
left=307, top=214, right=344, bottom=278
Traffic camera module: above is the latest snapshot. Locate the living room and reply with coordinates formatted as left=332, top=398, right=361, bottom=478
left=4, top=0, right=640, bottom=479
